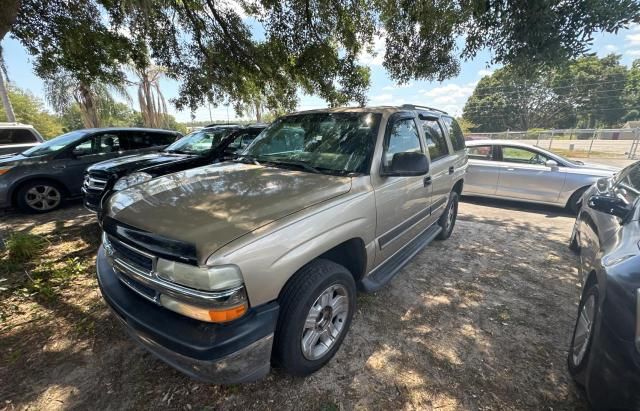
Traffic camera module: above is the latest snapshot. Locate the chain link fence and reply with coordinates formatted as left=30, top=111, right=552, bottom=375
left=466, top=128, right=640, bottom=160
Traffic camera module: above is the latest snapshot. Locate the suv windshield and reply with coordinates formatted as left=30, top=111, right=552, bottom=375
left=165, top=128, right=235, bottom=154
left=21, top=130, right=88, bottom=157
left=241, top=112, right=381, bottom=174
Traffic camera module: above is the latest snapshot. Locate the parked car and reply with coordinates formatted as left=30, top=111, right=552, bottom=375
left=0, top=123, right=44, bottom=155
left=0, top=128, right=181, bottom=213
left=96, top=104, right=468, bottom=383
left=464, top=140, right=618, bottom=212
left=83, top=124, right=266, bottom=215
left=567, top=161, right=640, bottom=409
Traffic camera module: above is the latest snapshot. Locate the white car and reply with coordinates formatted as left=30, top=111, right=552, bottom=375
left=0, top=123, right=44, bottom=156
left=464, top=140, right=619, bottom=212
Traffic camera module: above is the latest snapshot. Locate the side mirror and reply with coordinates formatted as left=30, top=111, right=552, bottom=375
left=545, top=159, right=559, bottom=169
left=596, top=177, right=612, bottom=193
left=587, top=195, right=631, bottom=219
left=382, top=152, right=429, bottom=176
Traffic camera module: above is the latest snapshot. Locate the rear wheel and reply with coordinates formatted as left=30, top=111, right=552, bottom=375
left=16, top=180, right=64, bottom=213
left=273, top=259, right=356, bottom=376
left=568, top=284, right=599, bottom=386
left=436, top=191, right=459, bottom=240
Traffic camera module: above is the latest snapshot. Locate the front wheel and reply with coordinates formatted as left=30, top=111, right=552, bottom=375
left=273, top=259, right=356, bottom=376
left=436, top=191, right=459, bottom=240
left=16, top=180, right=64, bottom=213
left=568, top=284, right=599, bottom=386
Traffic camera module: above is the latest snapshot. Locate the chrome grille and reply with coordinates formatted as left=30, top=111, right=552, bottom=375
left=83, top=174, right=108, bottom=192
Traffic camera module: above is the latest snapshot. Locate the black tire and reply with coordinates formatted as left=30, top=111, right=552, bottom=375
left=15, top=180, right=65, bottom=213
left=567, top=186, right=589, bottom=214
left=273, top=259, right=356, bottom=376
left=436, top=191, right=459, bottom=241
left=568, top=283, right=600, bottom=386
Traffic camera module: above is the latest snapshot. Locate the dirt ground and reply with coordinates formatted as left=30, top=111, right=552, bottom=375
left=0, top=198, right=587, bottom=410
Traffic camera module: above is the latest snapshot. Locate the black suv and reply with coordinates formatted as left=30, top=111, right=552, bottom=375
left=83, top=124, right=266, bottom=215
left=568, top=161, right=640, bottom=409
left=0, top=128, right=180, bottom=213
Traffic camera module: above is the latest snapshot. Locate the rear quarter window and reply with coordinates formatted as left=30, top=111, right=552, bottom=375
left=442, top=117, right=466, bottom=152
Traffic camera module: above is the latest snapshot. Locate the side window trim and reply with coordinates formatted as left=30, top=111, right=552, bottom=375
left=380, top=114, right=424, bottom=174
left=424, top=119, right=450, bottom=162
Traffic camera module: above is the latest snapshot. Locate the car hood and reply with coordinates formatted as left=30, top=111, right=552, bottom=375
left=568, top=162, right=620, bottom=177
left=88, top=152, right=198, bottom=175
left=0, top=153, right=27, bottom=166
left=106, top=162, right=352, bottom=259
left=574, top=162, right=620, bottom=173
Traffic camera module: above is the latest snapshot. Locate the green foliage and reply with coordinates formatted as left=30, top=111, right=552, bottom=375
left=25, top=257, right=85, bottom=300
left=4, top=233, right=47, bottom=263
left=9, top=0, right=638, bottom=113
left=463, top=55, right=635, bottom=132
left=0, top=87, right=63, bottom=138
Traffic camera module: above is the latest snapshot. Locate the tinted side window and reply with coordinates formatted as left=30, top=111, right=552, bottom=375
left=383, top=118, right=422, bottom=168
left=501, top=147, right=549, bottom=165
left=119, top=131, right=172, bottom=151
left=228, top=131, right=259, bottom=151
left=0, top=129, right=38, bottom=144
left=422, top=120, right=449, bottom=161
left=72, top=134, right=120, bottom=156
left=442, top=117, right=466, bottom=152
left=467, top=145, right=493, bottom=160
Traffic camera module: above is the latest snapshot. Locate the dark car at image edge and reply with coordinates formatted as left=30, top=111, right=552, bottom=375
left=0, top=127, right=181, bottom=213
left=568, top=161, right=640, bottom=410
left=83, top=124, right=267, bottom=215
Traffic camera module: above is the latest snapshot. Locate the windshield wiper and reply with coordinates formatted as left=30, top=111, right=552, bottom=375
left=233, top=155, right=262, bottom=166
left=264, top=159, right=321, bottom=174
left=165, top=149, right=192, bottom=154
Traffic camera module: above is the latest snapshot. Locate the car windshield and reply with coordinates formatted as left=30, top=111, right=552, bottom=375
left=21, top=130, right=88, bottom=157
left=165, top=128, right=235, bottom=154
left=240, top=112, right=382, bottom=175
left=612, top=162, right=640, bottom=205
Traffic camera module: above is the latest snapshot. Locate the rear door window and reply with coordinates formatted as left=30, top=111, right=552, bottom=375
left=441, top=117, right=466, bottom=152
left=72, top=133, right=120, bottom=156
left=118, top=131, right=175, bottom=151
left=422, top=120, right=449, bottom=161
left=0, top=128, right=38, bottom=144
left=501, top=146, right=549, bottom=165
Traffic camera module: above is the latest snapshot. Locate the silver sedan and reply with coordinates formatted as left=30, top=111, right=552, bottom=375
left=463, top=140, right=619, bottom=211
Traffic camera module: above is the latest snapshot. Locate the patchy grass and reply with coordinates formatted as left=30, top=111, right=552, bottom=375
left=4, top=232, right=47, bottom=262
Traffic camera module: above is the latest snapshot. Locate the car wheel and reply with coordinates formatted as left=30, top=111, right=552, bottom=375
left=568, top=283, right=600, bottom=386
left=567, top=187, right=589, bottom=214
left=273, top=259, right=356, bottom=376
left=436, top=191, right=459, bottom=241
left=16, top=180, right=64, bottom=213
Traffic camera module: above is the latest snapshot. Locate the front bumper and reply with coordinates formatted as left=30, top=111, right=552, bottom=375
left=0, top=183, right=11, bottom=209
left=96, top=246, right=279, bottom=383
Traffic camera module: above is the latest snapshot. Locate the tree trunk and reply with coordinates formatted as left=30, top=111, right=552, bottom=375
left=255, top=101, right=262, bottom=123
left=0, top=65, right=16, bottom=122
left=76, top=82, right=100, bottom=128
left=0, top=0, right=21, bottom=43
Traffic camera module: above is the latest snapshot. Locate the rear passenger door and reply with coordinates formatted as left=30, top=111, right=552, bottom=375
left=440, top=116, right=468, bottom=190
left=421, top=116, right=452, bottom=214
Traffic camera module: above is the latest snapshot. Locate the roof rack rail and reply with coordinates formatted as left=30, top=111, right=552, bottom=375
left=400, top=104, right=448, bottom=115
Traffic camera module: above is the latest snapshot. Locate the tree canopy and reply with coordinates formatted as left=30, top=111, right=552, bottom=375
left=463, top=55, right=640, bottom=132
left=4, top=0, right=640, bottom=115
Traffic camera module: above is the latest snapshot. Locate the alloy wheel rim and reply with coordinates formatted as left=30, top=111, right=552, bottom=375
left=572, top=294, right=596, bottom=366
left=446, top=199, right=457, bottom=231
left=25, top=185, right=61, bottom=211
left=301, top=284, right=349, bottom=361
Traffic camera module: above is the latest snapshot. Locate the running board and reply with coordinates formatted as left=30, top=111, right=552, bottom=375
left=359, top=224, right=442, bottom=293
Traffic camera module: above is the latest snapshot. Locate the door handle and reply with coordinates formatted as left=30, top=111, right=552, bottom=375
left=52, top=165, right=66, bottom=169
left=423, top=176, right=432, bottom=187
left=506, top=168, right=515, bottom=171
left=448, top=166, right=454, bottom=174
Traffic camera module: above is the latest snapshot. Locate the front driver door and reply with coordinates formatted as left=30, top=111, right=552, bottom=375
left=495, top=145, right=567, bottom=204
left=61, top=133, right=122, bottom=195
left=372, top=114, right=432, bottom=265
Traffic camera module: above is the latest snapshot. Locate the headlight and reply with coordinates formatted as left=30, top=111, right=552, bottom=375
left=0, top=166, right=13, bottom=175
left=113, top=172, right=152, bottom=191
left=156, top=259, right=244, bottom=291
left=159, top=287, right=248, bottom=323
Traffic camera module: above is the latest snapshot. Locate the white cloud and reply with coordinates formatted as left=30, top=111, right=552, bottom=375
left=478, top=69, right=494, bottom=78
left=420, top=82, right=477, bottom=116
left=628, top=49, right=640, bottom=56
left=369, top=93, right=395, bottom=105
left=626, top=33, right=640, bottom=46
left=604, top=44, right=619, bottom=53
left=358, top=34, right=386, bottom=66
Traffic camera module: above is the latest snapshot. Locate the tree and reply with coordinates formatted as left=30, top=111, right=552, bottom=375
left=552, top=55, right=628, bottom=128
left=133, top=64, right=169, bottom=128
left=462, top=67, right=575, bottom=132
left=624, top=59, right=640, bottom=116
left=0, top=50, right=16, bottom=122
left=44, top=71, right=130, bottom=128
left=4, top=0, right=638, bottom=113
left=0, top=86, right=64, bottom=138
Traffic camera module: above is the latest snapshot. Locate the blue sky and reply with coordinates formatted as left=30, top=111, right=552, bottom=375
left=2, top=22, right=640, bottom=123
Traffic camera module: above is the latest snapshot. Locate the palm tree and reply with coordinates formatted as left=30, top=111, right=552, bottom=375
left=0, top=48, right=16, bottom=122
left=44, top=71, right=130, bottom=128
left=133, top=65, right=168, bottom=128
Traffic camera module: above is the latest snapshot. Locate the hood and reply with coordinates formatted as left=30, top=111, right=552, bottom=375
left=0, top=153, right=24, bottom=165
left=575, top=161, right=620, bottom=173
left=567, top=161, right=620, bottom=177
left=106, top=162, right=352, bottom=259
left=88, top=152, right=197, bottom=175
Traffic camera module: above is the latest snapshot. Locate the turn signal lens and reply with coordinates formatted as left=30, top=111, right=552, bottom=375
left=207, top=304, right=248, bottom=322
left=0, top=167, right=13, bottom=175
left=158, top=286, right=249, bottom=323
